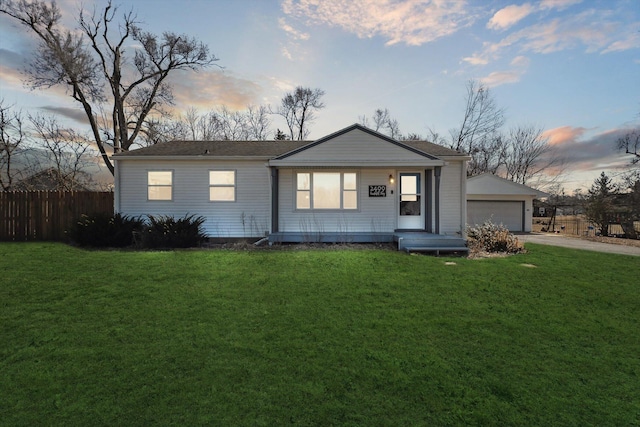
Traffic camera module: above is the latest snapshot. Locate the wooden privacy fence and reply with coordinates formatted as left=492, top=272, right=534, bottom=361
left=0, top=191, right=114, bottom=241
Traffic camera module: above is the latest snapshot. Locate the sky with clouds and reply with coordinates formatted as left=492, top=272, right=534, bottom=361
left=0, top=0, right=638, bottom=191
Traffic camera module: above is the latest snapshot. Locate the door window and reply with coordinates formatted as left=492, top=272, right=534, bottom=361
left=400, top=173, right=421, bottom=216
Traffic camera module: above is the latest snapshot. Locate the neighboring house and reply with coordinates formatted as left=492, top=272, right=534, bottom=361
left=467, top=173, right=549, bottom=232
left=113, top=124, right=471, bottom=251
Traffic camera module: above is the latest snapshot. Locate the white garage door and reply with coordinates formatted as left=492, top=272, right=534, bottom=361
left=467, top=201, right=524, bottom=232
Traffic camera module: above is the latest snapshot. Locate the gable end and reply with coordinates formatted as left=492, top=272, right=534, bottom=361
left=274, top=123, right=440, bottom=160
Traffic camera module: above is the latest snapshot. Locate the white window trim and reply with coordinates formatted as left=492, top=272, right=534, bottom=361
left=209, top=169, right=237, bottom=202
left=147, top=170, right=173, bottom=201
left=295, top=171, right=359, bottom=211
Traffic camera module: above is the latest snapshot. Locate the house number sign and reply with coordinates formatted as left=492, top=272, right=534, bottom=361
left=368, top=185, right=386, bottom=197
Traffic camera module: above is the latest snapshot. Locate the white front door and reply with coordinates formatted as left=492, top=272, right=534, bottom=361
left=397, top=172, right=424, bottom=230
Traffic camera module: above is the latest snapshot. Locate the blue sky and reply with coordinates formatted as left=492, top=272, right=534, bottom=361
left=1, top=0, right=639, bottom=191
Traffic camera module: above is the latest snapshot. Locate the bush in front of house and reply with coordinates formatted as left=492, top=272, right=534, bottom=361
left=466, top=220, right=524, bottom=254
left=142, top=214, right=207, bottom=249
left=69, top=213, right=144, bottom=247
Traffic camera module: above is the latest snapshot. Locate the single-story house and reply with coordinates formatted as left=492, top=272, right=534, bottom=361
left=113, top=124, right=471, bottom=252
left=466, top=173, right=549, bottom=232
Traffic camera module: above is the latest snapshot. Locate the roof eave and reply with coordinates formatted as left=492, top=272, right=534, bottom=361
left=440, top=155, right=471, bottom=161
left=112, top=155, right=272, bottom=161
left=268, top=159, right=447, bottom=167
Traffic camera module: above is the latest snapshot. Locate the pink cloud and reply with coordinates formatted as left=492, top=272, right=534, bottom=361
left=487, top=3, right=534, bottom=31
left=541, top=127, right=633, bottom=181
left=543, top=126, right=587, bottom=146
left=478, top=55, right=530, bottom=87
left=539, top=0, right=583, bottom=11
left=468, top=7, right=637, bottom=66
left=281, top=0, right=474, bottom=46
left=278, top=18, right=310, bottom=41
left=480, top=70, right=521, bottom=87
left=168, top=69, right=262, bottom=112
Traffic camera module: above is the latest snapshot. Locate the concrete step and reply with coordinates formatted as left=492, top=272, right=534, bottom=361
left=403, top=246, right=469, bottom=255
left=395, top=234, right=468, bottom=254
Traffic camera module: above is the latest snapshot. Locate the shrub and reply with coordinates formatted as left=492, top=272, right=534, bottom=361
left=69, top=213, right=144, bottom=247
left=467, top=220, right=524, bottom=254
left=142, top=214, right=207, bottom=249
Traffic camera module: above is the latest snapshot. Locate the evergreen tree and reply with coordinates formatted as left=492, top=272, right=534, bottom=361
left=584, top=172, right=616, bottom=237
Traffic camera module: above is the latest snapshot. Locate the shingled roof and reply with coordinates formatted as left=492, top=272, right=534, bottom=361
left=112, top=125, right=466, bottom=159
left=394, top=140, right=466, bottom=158
left=112, top=139, right=311, bottom=158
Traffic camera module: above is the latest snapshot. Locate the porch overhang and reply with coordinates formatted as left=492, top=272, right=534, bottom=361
left=267, top=159, right=447, bottom=168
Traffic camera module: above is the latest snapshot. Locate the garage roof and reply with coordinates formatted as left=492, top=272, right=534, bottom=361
left=467, top=173, right=549, bottom=198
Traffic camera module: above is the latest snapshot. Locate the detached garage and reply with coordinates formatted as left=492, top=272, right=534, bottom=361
left=467, top=174, right=548, bottom=232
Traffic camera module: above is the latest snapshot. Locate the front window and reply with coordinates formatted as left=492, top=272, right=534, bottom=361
left=209, top=170, right=235, bottom=201
left=296, top=172, right=358, bottom=210
left=148, top=171, right=172, bottom=201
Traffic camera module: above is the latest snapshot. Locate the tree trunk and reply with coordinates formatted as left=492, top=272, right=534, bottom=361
left=620, top=220, right=638, bottom=239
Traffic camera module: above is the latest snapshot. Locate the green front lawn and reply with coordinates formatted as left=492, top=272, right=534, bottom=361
left=1, top=243, right=638, bottom=426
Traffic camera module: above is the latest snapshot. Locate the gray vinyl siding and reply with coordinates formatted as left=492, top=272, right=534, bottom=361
left=116, top=159, right=271, bottom=238
left=439, top=162, right=464, bottom=235
left=277, top=128, right=433, bottom=164
left=278, top=168, right=396, bottom=233
left=115, top=159, right=468, bottom=238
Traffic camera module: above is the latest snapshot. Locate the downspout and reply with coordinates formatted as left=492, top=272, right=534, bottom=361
left=270, top=167, right=279, bottom=233
left=434, top=166, right=441, bottom=234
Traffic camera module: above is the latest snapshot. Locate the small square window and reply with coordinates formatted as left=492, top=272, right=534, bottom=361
left=210, top=170, right=236, bottom=201
left=148, top=171, right=172, bottom=201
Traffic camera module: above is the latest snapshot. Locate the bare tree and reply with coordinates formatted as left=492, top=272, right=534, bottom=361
left=450, top=79, right=505, bottom=155
left=617, top=128, right=640, bottom=165
left=617, top=170, right=640, bottom=239
left=426, top=127, right=449, bottom=146
left=387, top=118, right=401, bottom=139
left=162, top=105, right=271, bottom=141
left=371, top=108, right=390, bottom=132
left=360, top=108, right=402, bottom=139
left=274, top=86, right=325, bottom=140
left=246, top=105, right=271, bottom=141
left=217, top=106, right=248, bottom=141
left=29, top=113, right=99, bottom=190
left=183, top=107, right=202, bottom=140
left=0, top=101, right=31, bottom=190
left=401, top=133, right=423, bottom=141
left=503, top=125, right=560, bottom=185
left=0, top=0, right=218, bottom=175
left=467, top=134, right=507, bottom=177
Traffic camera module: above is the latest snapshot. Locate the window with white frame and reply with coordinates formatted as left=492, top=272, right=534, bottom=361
left=147, top=171, right=173, bottom=201
left=209, top=170, right=236, bottom=201
left=296, top=172, right=358, bottom=210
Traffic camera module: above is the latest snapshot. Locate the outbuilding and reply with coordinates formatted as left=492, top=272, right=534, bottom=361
left=466, top=173, right=548, bottom=232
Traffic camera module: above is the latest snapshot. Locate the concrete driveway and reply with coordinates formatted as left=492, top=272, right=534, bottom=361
left=518, top=233, right=640, bottom=257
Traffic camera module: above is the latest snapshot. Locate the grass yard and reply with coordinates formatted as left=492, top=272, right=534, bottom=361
left=1, top=243, right=639, bottom=426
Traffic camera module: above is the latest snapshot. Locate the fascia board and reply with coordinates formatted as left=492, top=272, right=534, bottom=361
left=268, top=159, right=447, bottom=167
left=111, top=155, right=271, bottom=161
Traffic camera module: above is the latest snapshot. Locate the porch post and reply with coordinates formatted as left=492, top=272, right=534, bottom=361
left=434, top=166, right=441, bottom=234
left=425, top=169, right=433, bottom=233
left=270, top=167, right=279, bottom=233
